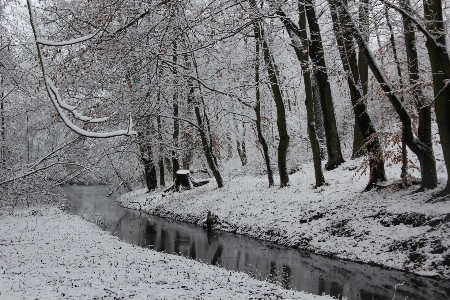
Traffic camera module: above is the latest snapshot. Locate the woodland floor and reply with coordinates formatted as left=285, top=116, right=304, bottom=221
left=117, top=158, right=450, bottom=280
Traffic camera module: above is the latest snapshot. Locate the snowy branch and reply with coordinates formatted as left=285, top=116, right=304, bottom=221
left=29, top=137, right=82, bottom=169
left=45, top=77, right=113, bottom=123
left=382, top=0, right=450, bottom=79
left=36, top=33, right=98, bottom=47
left=158, top=114, right=202, bottom=132
left=26, top=0, right=137, bottom=138
left=183, top=74, right=254, bottom=109
left=0, top=162, right=85, bottom=186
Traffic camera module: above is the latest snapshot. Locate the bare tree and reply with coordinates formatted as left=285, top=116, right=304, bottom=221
left=250, top=0, right=290, bottom=187
left=303, top=0, right=345, bottom=170
left=275, top=7, right=325, bottom=187
left=333, top=0, right=439, bottom=191
left=328, top=0, right=387, bottom=190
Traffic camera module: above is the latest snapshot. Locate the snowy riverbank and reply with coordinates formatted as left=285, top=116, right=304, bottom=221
left=117, top=159, right=450, bottom=280
left=0, top=205, right=331, bottom=299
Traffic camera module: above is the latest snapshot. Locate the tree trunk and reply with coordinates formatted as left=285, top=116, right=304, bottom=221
left=352, top=0, right=369, bottom=159
left=143, top=155, right=157, bottom=191
left=235, top=118, right=248, bottom=167
left=236, top=140, right=247, bottom=166
left=157, top=113, right=166, bottom=186
left=331, top=0, right=439, bottom=191
left=255, top=99, right=274, bottom=186
left=175, top=170, right=191, bottom=191
left=254, top=32, right=274, bottom=186
left=158, top=156, right=165, bottom=186
left=0, top=73, right=5, bottom=165
left=165, top=157, right=172, bottom=175
left=385, top=5, right=409, bottom=179
left=304, top=0, right=345, bottom=170
left=422, top=0, right=450, bottom=194
left=311, top=75, right=327, bottom=160
left=298, top=3, right=326, bottom=187
left=328, top=0, right=387, bottom=190
left=139, top=120, right=157, bottom=191
left=194, top=105, right=224, bottom=188
left=399, top=0, right=437, bottom=187
left=172, top=44, right=180, bottom=180
left=274, top=7, right=325, bottom=187
left=190, top=56, right=224, bottom=188
left=250, top=2, right=289, bottom=187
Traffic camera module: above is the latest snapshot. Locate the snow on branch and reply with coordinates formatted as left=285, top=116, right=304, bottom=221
left=36, top=33, right=97, bottom=47
left=26, top=0, right=137, bottom=138
left=45, top=76, right=113, bottom=123
left=46, top=78, right=136, bottom=137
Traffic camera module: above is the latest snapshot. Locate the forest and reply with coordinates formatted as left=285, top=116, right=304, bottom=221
left=1, top=0, right=450, bottom=298
left=1, top=0, right=450, bottom=200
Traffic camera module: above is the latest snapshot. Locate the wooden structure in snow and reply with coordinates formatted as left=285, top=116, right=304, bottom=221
left=163, top=170, right=210, bottom=193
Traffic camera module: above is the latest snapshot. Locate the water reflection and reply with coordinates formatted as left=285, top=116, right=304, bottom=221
left=63, top=185, right=449, bottom=300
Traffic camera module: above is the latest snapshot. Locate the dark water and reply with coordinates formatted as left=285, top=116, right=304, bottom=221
left=63, top=185, right=449, bottom=300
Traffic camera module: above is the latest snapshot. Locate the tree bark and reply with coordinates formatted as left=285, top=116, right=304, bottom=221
left=156, top=88, right=166, bottom=187
left=236, top=140, right=247, bottom=166
left=311, top=75, right=327, bottom=160
left=328, top=0, right=387, bottom=190
left=298, top=3, right=326, bottom=187
left=276, top=6, right=325, bottom=187
left=253, top=12, right=275, bottom=187
left=250, top=2, right=289, bottom=187
left=235, top=119, right=248, bottom=166
left=352, top=0, right=369, bottom=159
left=139, top=122, right=157, bottom=191
left=172, top=43, right=180, bottom=181
left=158, top=156, right=165, bottom=186
left=174, top=170, right=190, bottom=191
left=0, top=73, right=5, bottom=165
left=190, top=55, right=224, bottom=188
left=143, top=154, right=157, bottom=191
left=422, top=0, right=450, bottom=194
left=398, top=0, right=437, bottom=187
left=255, top=98, right=274, bottom=186
left=254, top=31, right=274, bottom=186
left=194, top=104, right=224, bottom=188
left=304, top=0, right=345, bottom=170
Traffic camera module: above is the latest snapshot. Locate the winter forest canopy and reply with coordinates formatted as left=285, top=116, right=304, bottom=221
left=1, top=0, right=450, bottom=203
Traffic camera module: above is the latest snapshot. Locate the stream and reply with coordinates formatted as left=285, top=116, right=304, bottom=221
left=62, top=185, right=449, bottom=300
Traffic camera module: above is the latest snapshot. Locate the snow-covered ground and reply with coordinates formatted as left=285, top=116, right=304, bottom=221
left=0, top=205, right=331, bottom=299
left=117, top=159, right=450, bottom=279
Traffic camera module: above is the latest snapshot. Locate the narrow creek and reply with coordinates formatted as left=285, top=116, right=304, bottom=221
left=62, top=185, right=449, bottom=300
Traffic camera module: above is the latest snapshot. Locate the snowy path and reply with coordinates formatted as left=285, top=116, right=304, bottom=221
left=0, top=206, right=331, bottom=299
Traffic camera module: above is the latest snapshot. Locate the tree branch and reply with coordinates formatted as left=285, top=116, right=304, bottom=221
left=0, top=162, right=85, bottom=186
left=382, top=0, right=450, bottom=79
left=26, top=0, right=137, bottom=138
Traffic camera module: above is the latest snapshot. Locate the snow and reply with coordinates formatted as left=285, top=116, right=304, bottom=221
left=118, top=158, right=450, bottom=279
left=177, top=170, right=191, bottom=175
left=45, top=77, right=137, bottom=138
left=0, top=206, right=331, bottom=299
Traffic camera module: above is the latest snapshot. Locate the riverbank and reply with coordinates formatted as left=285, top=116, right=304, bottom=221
left=0, top=205, right=331, bottom=299
left=117, top=159, right=450, bottom=280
